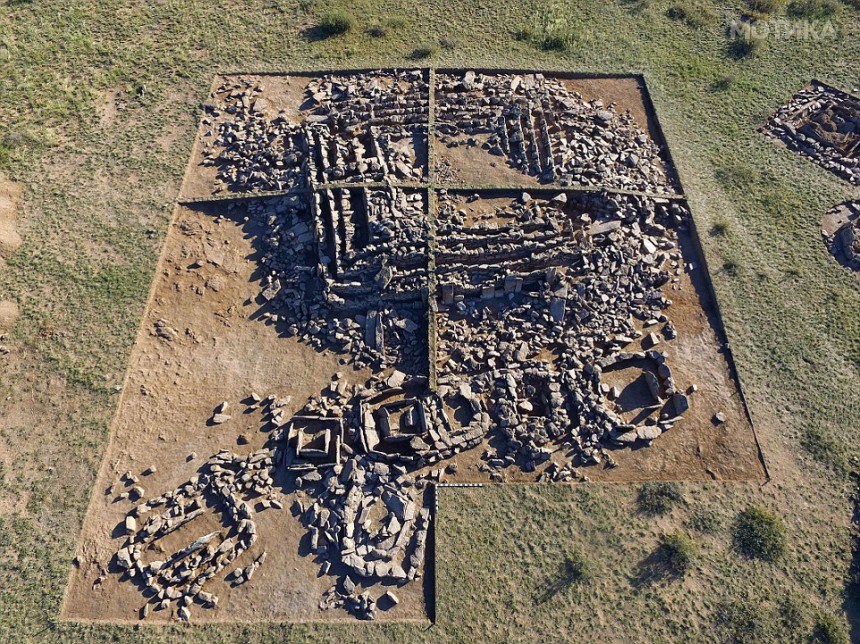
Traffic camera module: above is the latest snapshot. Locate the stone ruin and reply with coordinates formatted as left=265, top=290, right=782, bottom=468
left=109, top=69, right=707, bottom=621
left=764, top=81, right=860, bottom=185
left=823, top=200, right=860, bottom=272
left=435, top=71, right=676, bottom=192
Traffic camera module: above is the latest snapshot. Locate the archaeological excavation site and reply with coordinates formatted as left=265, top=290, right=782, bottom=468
left=63, top=68, right=767, bottom=625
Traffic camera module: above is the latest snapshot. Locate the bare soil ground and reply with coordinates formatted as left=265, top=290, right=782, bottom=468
left=0, top=175, right=23, bottom=260
left=62, top=201, right=429, bottom=623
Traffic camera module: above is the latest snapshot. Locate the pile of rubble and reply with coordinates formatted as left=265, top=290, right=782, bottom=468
left=764, top=81, right=860, bottom=185
left=823, top=200, right=860, bottom=271
left=242, top=185, right=429, bottom=373
left=435, top=71, right=676, bottom=193
left=200, top=70, right=428, bottom=194
left=111, top=447, right=277, bottom=620
left=434, top=190, right=692, bottom=473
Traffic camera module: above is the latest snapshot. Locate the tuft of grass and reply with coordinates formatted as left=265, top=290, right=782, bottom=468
left=801, top=425, right=848, bottom=473
left=366, top=23, right=388, bottom=38
left=747, top=0, right=786, bottom=13
left=317, top=10, right=355, bottom=37
left=536, top=550, right=591, bottom=603
left=811, top=611, right=849, bottom=643
left=512, top=23, right=576, bottom=51
left=686, top=507, right=721, bottom=533
left=710, top=220, right=730, bottom=237
left=787, top=0, right=841, bottom=17
left=716, top=598, right=769, bottom=642
left=409, top=44, right=438, bottom=59
left=711, top=75, right=735, bottom=91
left=637, top=482, right=684, bottom=515
left=439, top=37, right=458, bottom=51
left=727, top=20, right=765, bottom=57
left=666, top=2, right=717, bottom=27
left=659, top=532, right=697, bottom=575
left=734, top=506, right=786, bottom=561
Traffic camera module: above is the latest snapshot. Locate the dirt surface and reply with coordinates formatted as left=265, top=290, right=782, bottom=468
left=0, top=175, right=23, bottom=258
left=0, top=299, right=19, bottom=333
left=62, top=201, right=429, bottom=623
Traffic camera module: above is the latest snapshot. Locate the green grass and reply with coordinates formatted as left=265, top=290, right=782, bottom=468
left=746, top=0, right=787, bottom=13
left=666, top=2, right=718, bottom=27
left=787, top=0, right=842, bottom=17
left=0, top=0, right=858, bottom=640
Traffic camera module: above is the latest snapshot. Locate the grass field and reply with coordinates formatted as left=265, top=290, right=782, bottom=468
left=0, top=0, right=858, bottom=640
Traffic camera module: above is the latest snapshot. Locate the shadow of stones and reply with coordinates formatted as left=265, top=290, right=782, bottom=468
left=186, top=197, right=430, bottom=377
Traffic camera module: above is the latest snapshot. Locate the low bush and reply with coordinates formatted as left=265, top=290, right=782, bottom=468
left=728, top=21, right=765, bottom=57
left=812, top=611, right=849, bottom=643
left=666, top=2, right=718, bottom=27
left=659, top=532, right=697, bottom=575
left=787, top=0, right=840, bottom=18
left=637, top=482, right=684, bottom=515
left=747, top=0, right=786, bottom=13
left=686, top=507, right=721, bottom=533
left=409, top=45, right=437, bottom=59
left=734, top=506, right=786, bottom=561
left=318, top=10, right=354, bottom=37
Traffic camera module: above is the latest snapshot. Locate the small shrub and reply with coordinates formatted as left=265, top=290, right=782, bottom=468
left=409, top=45, right=437, bottom=59
left=318, top=10, right=355, bottom=37
left=666, top=2, right=717, bottom=27
left=787, top=0, right=840, bottom=17
left=512, top=24, right=574, bottom=51
left=439, top=37, right=458, bottom=51
left=710, top=220, right=730, bottom=237
left=778, top=595, right=804, bottom=631
left=734, top=506, right=786, bottom=561
left=513, top=27, right=535, bottom=41
left=812, top=611, right=849, bottom=643
left=637, top=482, right=684, bottom=515
left=562, top=550, right=590, bottom=583
left=659, top=532, right=697, bottom=575
left=536, top=550, right=590, bottom=602
left=801, top=425, right=847, bottom=473
left=366, top=23, right=388, bottom=38
left=686, top=507, right=721, bottom=533
left=541, top=33, right=568, bottom=51
left=747, top=0, right=786, bottom=12
left=728, top=21, right=765, bottom=57
left=711, top=75, right=735, bottom=91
